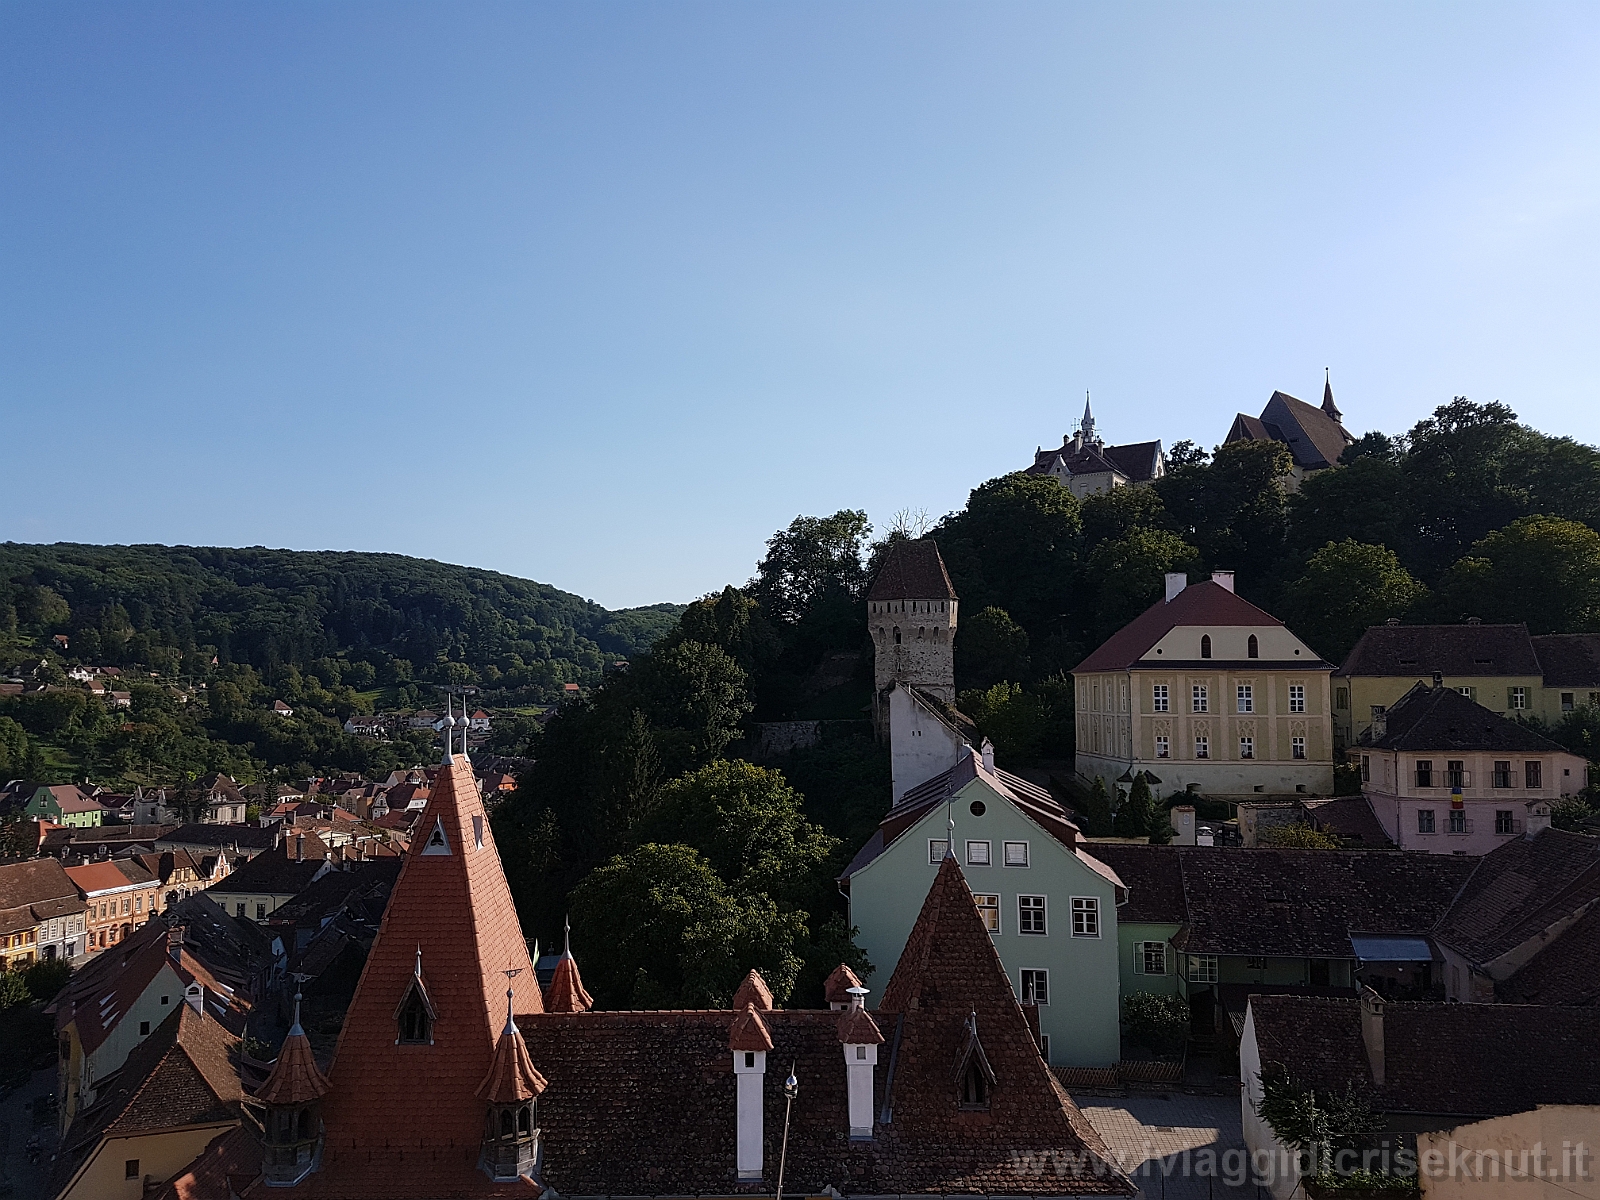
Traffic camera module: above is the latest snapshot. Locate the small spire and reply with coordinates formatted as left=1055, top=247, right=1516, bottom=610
left=441, top=695, right=456, bottom=765
left=1322, top=367, right=1342, bottom=420
left=562, top=915, right=574, bottom=959
left=289, top=990, right=305, bottom=1037
left=504, top=985, right=516, bottom=1036
left=414, top=946, right=423, bottom=979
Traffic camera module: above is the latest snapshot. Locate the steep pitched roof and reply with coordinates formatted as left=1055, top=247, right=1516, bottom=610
left=148, top=1125, right=262, bottom=1200
left=478, top=994, right=547, bottom=1105
left=1249, top=996, right=1600, bottom=1117
left=1337, top=623, right=1541, bottom=678
left=1358, top=682, right=1568, bottom=753
left=842, top=746, right=1087, bottom=880
left=1260, top=390, right=1353, bottom=469
left=1074, top=579, right=1307, bottom=673
left=308, top=753, right=541, bottom=1196
left=54, top=1004, right=242, bottom=1196
left=875, top=856, right=1129, bottom=1193
left=256, top=999, right=330, bottom=1105
left=1431, top=827, right=1600, bottom=964
left=1530, top=633, right=1600, bottom=688
left=867, top=539, right=957, bottom=601
left=1494, top=901, right=1600, bottom=1006
left=1100, top=439, right=1165, bottom=482
left=823, top=963, right=865, bottom=1006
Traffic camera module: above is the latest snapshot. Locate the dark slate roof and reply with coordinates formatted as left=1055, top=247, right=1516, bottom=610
left=1301, top=796, right=1397, bottom=849
left=843, top=746, right=1084, bottom=880
left=1431, top=827, right=1600, bottom=963
left=1171, top=849, right=1477, bottom=957
left=1530, top=633, right=1600, bottom=688
left=1358, top=682, right=1568, bottom=753
left=206, top=844, right=326, bottom=898
left=866, top=539, right=957, bottom=601
left=1495, top=902, right=1600, bottom=1006
left=1073, top=580, right=1305, bottom=673
left=1337, top=623, right=1541, bottom=678
left=1081, top=844, right=1187, bottom=923
left=1101, top=440, right=1165, bottom=483
left=157, top=823, right=280, bottom=853
left=1256, top=390, right=1355, bottom=470
left=0, top=856, right=81, bottom=911
left=1227, top=413, right=1271, bottom=443
left=1249, top=995, right=1600, bottom=1117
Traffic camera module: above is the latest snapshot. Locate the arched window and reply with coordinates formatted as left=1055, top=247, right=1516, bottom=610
left=500, top=1109, right=514, bottom=1137
left=1247, top=635, right=1259, bottom=659
left=893, top=627, right=901, bottom=645
left=518, top=1105, right=531, bottom=1134
left=297, top=1107, right=313, bottom=1140
left=1201, top=635, right=1212, bottom=659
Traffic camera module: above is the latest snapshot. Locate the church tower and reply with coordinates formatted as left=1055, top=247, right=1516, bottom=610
left=868, top=539, right=958, bottom=733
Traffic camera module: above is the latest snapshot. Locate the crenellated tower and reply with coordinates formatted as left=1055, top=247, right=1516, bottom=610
left=868, top=539, right=958, bottom=733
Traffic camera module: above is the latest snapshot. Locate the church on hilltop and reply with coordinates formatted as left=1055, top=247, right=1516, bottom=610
left=1224, top=371, right=1355, bottom=485
left=1023, top=396, right=1166, bottom=498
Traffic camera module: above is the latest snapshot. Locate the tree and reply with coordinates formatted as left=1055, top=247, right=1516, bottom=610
left=1287, top=455, right=1412, bottom=561
left=634, top=640, right=753, bottom=761
left=1253, top=1064, right=1382, bottom=1177
left=1282, top=541, right=1428, bottom=664
left=1081, top=776, right=1114, bottom=837
left=634, top=759, right=838, bottom=908
left=568, top=843, right=806, bottom=1009
left=1155, top=439, right=1293, bottom=590
left=1438, top=516, right=1600, bottom=633
left=933, top=474, right=1082, bottom=635
left=0, top=716, right=27, bottom=777
left=1086, top=528, right=1202, bottom=641
left=1146, top=803, right=1174, bottom=844
left=959, top=682, right=1049, bottom=761
left=748, top=511, right=872, bottom=625
left=1338, top=431, right=1400, bottom=465
left=0, top=969, right=29, bottom=1009
left=1121, top=991, right=1188, bottom=1055
left=1257, top=822, right=1342, bottom=849
left=1115, top=774, right=1155, bottom=838
left=954, top=607, right=1030, bottom=691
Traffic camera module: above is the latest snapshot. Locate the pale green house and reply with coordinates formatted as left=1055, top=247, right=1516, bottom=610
left=841, top=746, right=1125, bottom=1067
left=24, top=784, right=105, bottom=829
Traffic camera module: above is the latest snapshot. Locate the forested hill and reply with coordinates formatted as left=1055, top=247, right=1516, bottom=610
left=0, top=543, right=683, bottom=700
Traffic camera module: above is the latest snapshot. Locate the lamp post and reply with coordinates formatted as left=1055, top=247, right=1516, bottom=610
left=775, top=1064, right=798, bottom=1200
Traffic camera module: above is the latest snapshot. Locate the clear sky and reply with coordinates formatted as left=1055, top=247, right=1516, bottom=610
left=4, top=3, right=1599, bottom=608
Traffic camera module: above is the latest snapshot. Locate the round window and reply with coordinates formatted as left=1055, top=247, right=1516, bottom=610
left=969, top=800, right=987, bottom=817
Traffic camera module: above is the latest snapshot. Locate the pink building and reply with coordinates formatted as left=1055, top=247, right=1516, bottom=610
left=1352, top=680, right=1586, bottom=855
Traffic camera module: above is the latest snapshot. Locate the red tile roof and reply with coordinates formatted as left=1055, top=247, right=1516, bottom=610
left=255, top=1001, right=330, bottom=1105
left=308, top=754, right=541, bottom=1196
left=64, top=859, right=147, bottom=895
left=1074, top=578, right=1296, bottom=672
left=543, top=954, right=592, bottom=1013
left=835, top=1004, right=883, bottom=1045
left=822, top=963, right=864, bottom=1005
left=867, top=538, right=957, bottom=601
left=730, top=967, right=775, bottom=1012
left=728, top=1001, right=775, bottom=1051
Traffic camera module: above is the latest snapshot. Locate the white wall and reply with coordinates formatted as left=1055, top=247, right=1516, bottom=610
left=888, top=686, right=967, bottom=802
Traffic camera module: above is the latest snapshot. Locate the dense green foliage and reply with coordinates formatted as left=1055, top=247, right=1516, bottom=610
left=1120, top=990, right=1189, bottom=1055
left=0, top=543, right=682, bottom=783
left=0, top=543, right=681, bottom=694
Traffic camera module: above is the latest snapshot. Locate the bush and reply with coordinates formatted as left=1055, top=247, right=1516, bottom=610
left=1121, top=990, right=1189, bottom=1055
left=1258, top=822, right=1343, bottom=850
left=21, top=957, right=71, bottom=1004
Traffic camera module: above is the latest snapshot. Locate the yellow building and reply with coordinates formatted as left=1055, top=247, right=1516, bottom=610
left=50, top=1003, right=241, bottom=1200
left=1073, top=572, right=1335, bottom=800
left=1333, top=623, right=1600, bottom=747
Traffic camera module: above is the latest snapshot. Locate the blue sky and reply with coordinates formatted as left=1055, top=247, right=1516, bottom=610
left=4, top=3, right=1598, bottom=608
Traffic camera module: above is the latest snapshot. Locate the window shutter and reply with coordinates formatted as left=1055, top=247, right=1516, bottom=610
left=1506, top=687, right=1515, bottom=709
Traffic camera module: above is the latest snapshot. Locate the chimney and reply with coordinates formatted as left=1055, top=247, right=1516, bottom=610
left=1358, top=986, right=1385, bottom=1086
left=1020, top=1000, right=1042, bottom=1049
left=1432, top=672, right=1443, bottom=688
left=729, top=1004, right=771, bottom=1180
left=185, top=982, right=205, bottom=1017
left=838, top=986, right=880, bottom=1140
left=980, top=739, right=995, bottom=772
left=1171, top=805, right=1197, bottom=846
left=1524, top=801, right=1551, bottom=840
left=295, top=835, right=304, bottom=862
left=1165, top=573, right=1188, bottom=603
left=167, top=925, right=184, bottom=963
left=1210, top=570, right=1235, bottom=593
left=1371, top=709, right=1388, bottom=739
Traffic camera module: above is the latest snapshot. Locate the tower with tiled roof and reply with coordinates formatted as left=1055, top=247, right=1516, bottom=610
left=307, top=700, right=544, bottom=1194
left=868, top=539, right=958, bottom=736
left=542, top=918, right=593, bottom=1013
left=257, top=993, right=330, bottom=1186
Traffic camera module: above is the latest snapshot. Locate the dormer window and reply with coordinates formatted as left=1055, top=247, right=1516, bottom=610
left=396, top=971, right=436, bottom=1045
left=960, top=1060, right=990, bottom=1107
left=1200, top=635, right=1212, bottom=659
left=953, top=1012, right=995, bottom=1112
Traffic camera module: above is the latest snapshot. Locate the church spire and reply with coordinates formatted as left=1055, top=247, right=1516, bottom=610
left=543, top=916, right=594, bottom=1013
left=1322, top=367, right=1342, bottom=421
left=1079, top=391, right=1097, bottom=445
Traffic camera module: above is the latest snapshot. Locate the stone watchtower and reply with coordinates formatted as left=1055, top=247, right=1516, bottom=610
left=868, top=539, right=958, bottom=733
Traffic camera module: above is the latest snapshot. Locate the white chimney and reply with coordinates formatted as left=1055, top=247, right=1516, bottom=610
left=1211, top=570, right=1235, bottom=593
left=980, top=739, right=995, bottom=772
left=733, top=1048, right=765, bottom=1178
left=1172, top=805, right=1197, bottom=846
left=1164, top=573, right=1187, bottom=602
left=1524, top=801, right=1551, bottom=840
left=839, top=987, right=878, bottom=1141
left=1358, top=986, right=1385, bottom=1085
left=185, top=982, right=205, bottom=1016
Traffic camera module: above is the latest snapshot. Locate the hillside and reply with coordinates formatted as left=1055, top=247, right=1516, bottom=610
left=0, top=543, right=682, bottom=699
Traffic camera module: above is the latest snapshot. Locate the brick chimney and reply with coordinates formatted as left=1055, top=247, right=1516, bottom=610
left=1358, top=986, right=1384, bottom=1086
left=1165, top=573, right=1187, bottom=603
